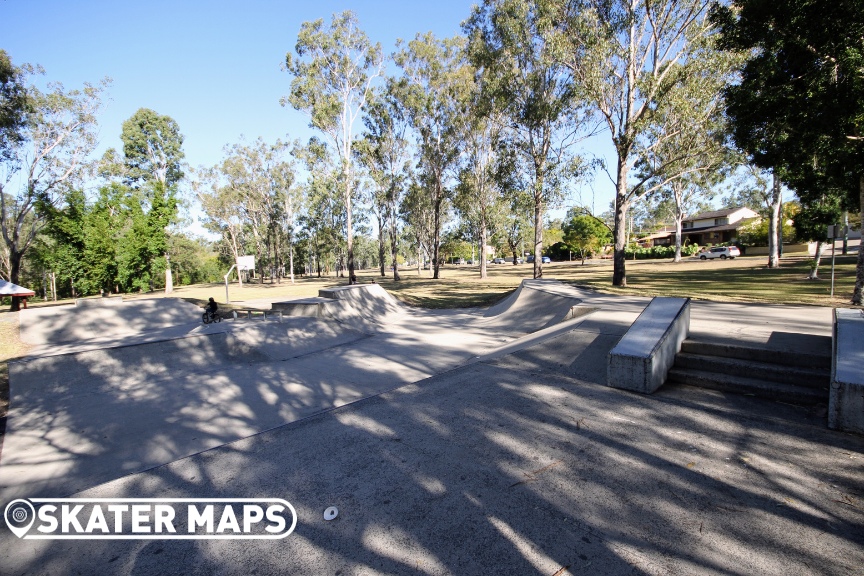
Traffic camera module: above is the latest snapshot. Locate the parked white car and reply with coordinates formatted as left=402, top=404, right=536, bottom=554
left=698, top=246, right=741, bottom=260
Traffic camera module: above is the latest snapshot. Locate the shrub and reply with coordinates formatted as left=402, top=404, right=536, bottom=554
left=623, top=244, right=701, bottom=259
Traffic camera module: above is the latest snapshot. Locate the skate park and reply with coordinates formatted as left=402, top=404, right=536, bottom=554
left=0, top=280, right=862, bottom=575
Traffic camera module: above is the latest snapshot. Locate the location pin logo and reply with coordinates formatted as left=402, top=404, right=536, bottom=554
left=5, top=499, right=35, bottom=538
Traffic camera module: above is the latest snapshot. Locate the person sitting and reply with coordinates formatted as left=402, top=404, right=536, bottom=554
left=206, top=297, right=218, bottom=318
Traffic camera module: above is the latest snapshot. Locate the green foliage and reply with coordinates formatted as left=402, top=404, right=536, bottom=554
left=794, top=196, right=843, bottom=243
left=1, top=69, right=107, bottom=307
left=0, top=49, right=30, bottom=161
left=563, top=215, right=612, bottom=262
left=121, top=108, right=185, bottom=187
left=546, top=241, right=570, bottom=261
left=714, top=0, right=864, bottom=301
left=737, top=211, right=797, bottom=247
left=440, top=238, right=473, bottom=261
left=168, top=234, right=223, bottom=285
left=624, top=244, right=702, bottom=260
left=32, top=182, right=189, bottom=297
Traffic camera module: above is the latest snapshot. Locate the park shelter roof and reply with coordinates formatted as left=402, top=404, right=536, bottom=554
left=0, top=279, right=35, bottom=296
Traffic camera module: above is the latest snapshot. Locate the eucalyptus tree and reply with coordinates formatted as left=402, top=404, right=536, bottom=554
left=206, top=138, right=294, bottom=283
left=454, top=111, right=507, bottom=279
left=108, top=107, right=186, bottom=289
left=393, top=32, right=474, bottom=280
left=195, top=167, right=247, bottom=285
left=464, top=0, right=591, bottom=279
left=284, top=10, right=384, bottom=284
left=354, top=85, right=412, bottom=280
left=293, top=137, right=346, bottom=277
left=273, top=152, right=302, bottom=283
left=637, top=48, right=739, bottom=261
left=560, top=0, right=715, bottom=286
left=725, top=165, right=786, bottom=267
left=713, top=0, right=864, bottom=302
left=120, top=108, right=185, bottom=188
left=401, top=176, right=438, bottom=275
left=0, top=70, right=108, bottom=309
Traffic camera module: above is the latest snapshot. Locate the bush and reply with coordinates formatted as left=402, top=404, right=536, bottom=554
left=623, top=244, right=701, bottom=259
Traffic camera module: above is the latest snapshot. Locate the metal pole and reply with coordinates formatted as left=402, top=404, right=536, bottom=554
left=830, top=232, right=836, bottom=298
left=224, top=264, right=237, bottom=304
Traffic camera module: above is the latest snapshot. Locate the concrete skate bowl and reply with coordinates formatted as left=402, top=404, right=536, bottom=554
left=18, top=297, right=205, bottom=345
left=314, top=279, right=589, bottom=339
left=1, top=318, right=369, bottom=500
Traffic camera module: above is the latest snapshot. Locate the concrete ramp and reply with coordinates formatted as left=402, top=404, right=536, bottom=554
left=19, top=297, right=203, bottom=345
left=476, top=279, right=585, bottom=334
left=318, top=283, right=407, bottom=328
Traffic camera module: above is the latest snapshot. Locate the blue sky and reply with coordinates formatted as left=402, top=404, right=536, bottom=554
left=2, top=0, right=617, bottom=227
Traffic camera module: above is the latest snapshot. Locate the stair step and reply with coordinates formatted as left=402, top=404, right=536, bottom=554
left=680, top=339, right=831, bottom=369
left=674, top=353, right=829, bottom=389
left=666, top=368, right=828, bottom=405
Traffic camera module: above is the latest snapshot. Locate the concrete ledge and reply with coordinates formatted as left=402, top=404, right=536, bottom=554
left=829, top=308, right=864, bottom=434
left=608, top=297, right=690, bottom=394
left=271, top=297, right=335, bottom=318
left=75, top=296, right=123, bottom=307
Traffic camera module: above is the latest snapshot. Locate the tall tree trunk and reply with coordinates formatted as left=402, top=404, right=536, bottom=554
left=479, top=222, right=488, bottom=280
left=288, top=241, right=295, bottom=284
left=809, top=241, right=826, bottom=280
left=673, top=185, right=684, bottom=263
left=852, top=175, right=864, bottom=304
left=533, top=180, right=543, bottom=279
left=390, top=216, right=400, bottom=281
left=377, top=213, right=386, bottom=277
left=346, top=181, right=356, bottom=284
left=612, top=157, right=630, bottom=286
left=432, top=179, right=443, bottom=280
left=842, top=210, right=849, bottom=255
left=8, top=250, right=22, bottom=311
left=767, top=173, right=781, bottom=269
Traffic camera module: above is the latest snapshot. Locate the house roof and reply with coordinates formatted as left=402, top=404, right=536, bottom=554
left=686, top=207, right=756, bottom=221
left=0, top=279, right=35, bottom=296
left=639, top=230, right=676, bottom=240
left=681, top=223, right=743, bottom=235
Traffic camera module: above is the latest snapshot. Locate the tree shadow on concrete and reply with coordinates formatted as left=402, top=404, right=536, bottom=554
left=4, top=337, right=862, bottom=575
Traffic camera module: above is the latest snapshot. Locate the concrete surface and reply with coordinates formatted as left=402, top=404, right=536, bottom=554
left=608, top=297, right=690, bottom=394
left=830, top=308, right=864, bottom=434
left=0, top=281, right=587, bottom=502
left=19, top=298, right=204, bottom=345
left=1, top=282, right=860, bottom=575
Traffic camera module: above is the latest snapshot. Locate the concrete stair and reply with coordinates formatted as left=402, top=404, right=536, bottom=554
left=666, top=338, right=831, bottom=405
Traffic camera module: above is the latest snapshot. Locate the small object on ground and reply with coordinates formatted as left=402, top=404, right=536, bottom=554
left=323, top=506, right=338, bottom=521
